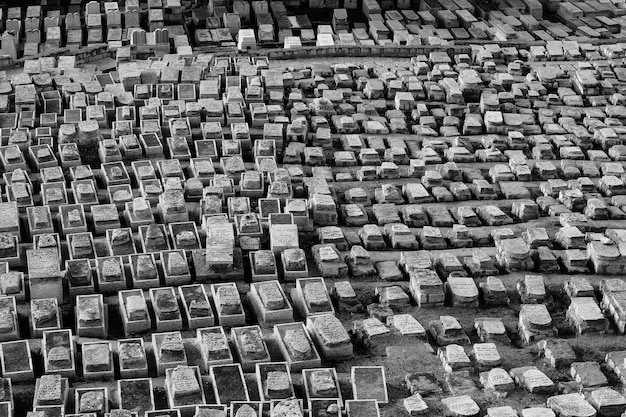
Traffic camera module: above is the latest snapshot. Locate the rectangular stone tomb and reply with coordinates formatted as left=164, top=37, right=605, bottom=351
left=139, top=225, right=172, bottom=254
left=303, top=368, right=342, bottom=404
left=255, top=362, right=295, bottom=401
left=179, top=285, right=214, bottom=329
left=146, top=410, right=181, bottom=417
left=34, top=374, right=68, bottom=407
left=248, top=281, right=294, bottom=324
left=42, top=329, right=75, bottom=377
left=119, top=290, right=152, bottom=336
left=0, top=296, right=19, bottom=341
left=273, top=322, right=322, bottom=371
left=231, top=325, right=271, bottom=372
left=306, top=314, right=353, bottom=361
left=169, top=222, right=201, bottom=251
left=81, top=342, right=113, bottom=380
left=0, top=340, right=33, bottom=381
left=345, top=399, right=381, bottom=417
left=165, top=365, right=206, bottom=410
left=150, top=287, right=183, bottom=332
left=210, top=283, right=246, bottom=327
left=74, top=387, right=108, bottom=415
left=117, top=378, right=155, bottom=415
left=162, top=250, right=192, bottom=286
left=230, top=402, right=268, bottom=417
left=210, top=364, right=250, bottom=405
left=194, top=406, right=228, bottom=417
left=118, top=338, right=149, bottom=379
left=27, top=248, right=62, bottom=301
left=106, top=228, right=136, bottom=257
left=197, top=326, right=233, bottom=371
left=152, top=332, right=188, bottom=376
left=75, top=294, right=106, bottom=338
left=129, top=254, right=161, bottom=289
left=33, top=405, right=64, bottom=417
left=66, top=259, right=95, bottom=297
left=96, top=256, right=127, bottom=293
left=351, top=366, right=389, bottom=404
left=0, top=399, right=11, bottom=417
left=250, top=250, right=279, bottom=282
left=309, top=399, right=342, bottom=417
left=292, top=277, right=335, bottom=317
left=68, top=232, right=96, bottom=261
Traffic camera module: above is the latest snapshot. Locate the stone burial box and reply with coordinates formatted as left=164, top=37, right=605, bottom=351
left=309, top=399, right=342, bottom=417
left=0, top=233, right=19, bottom=269
left=306, top=313, right=353, bottom=361
left=332, top=281, right=363, bottom=314
left=139, top=224, right=171, bottom=254
left=68, top=232, right=96, bottom=261
left=269, top=399, right=304, bottom=417
left=150, top=287, right=183, bottom=332
left=547, top=393, right=596, bottom=417
left=197, top=326, right=233, bottom=371
left=510, top=366, right=556, bottom=394
left=81, top=341, right=114, bottom=381
left=165, top=365, right=206, bottom=411
left=34, top=234, right=61, bottom=265
left=255, top=362, right=295, bottom=402
left=106, top=228, right=136, bottom=257
left=169, top=222, right=201, bottom=251
left=248, top=280, right=294, bottom=325
left=130, top=254, right=161, bottom=289
left=303, top=368, right=342, bottom=405
left=179, top=285, right=214, bottom=329
left=75, top=294, right=107, bottom=338
left=34, top=374, right=69, bottom=409
left=60, top=204, right=88, bottom=236
left=42, top=329, right=76, bottom=377
left=480, top=368, right=515, bottom=392
left=74, top=387, right=109, bottom=415
left=146, top=410, right=181, bottom=417
left=0, top=203, right=19, bottom=238
left=91, top=204, right=122, bottom=236
left=66, top=259, right=95, bottom=298
left=387, top=314, right=426, bottom=338
left=518, top=304, right=557, bottom=344
left=0, top=296, right=18, bottom=341
left=27, top=206, right=54, bottom=236
left=96, top=256, right=128, bottom=293
left=118, top=289, right=152, bottom=336
left=229, top=402, right=267, bottom=417
left=30, top=298, right=61, bottom=338
left=0, top=340, right=34, bottom=381
left=124, top=198, right=156, bottom=232
left=118, top=338, right=149, bottom=379
left=273, top=322, right=322, bottom=371
left=194, top=405, right=227, bottom=417
left=27, top=248, right=62, bottom=302
left=250, top=250, right=279, bottom=282
left=292, top=277, right=335, bottom=317
left=345, top=400, right=380, bottom=417
left=474, top=318, right=508, bottom=343
left=210, top=283, right=246, bottom=327
left=0, top=379, right=12, bottom=417
left=32, top=405, right=64, bottom=417
left=117, top=378, right=155, bottom=416
left=162, top=250, right=192, bottom=286
left=209, top=364, right=250, bottom=405
left=152, top=331, right=188, bottom=376
left=567, top=297, right=608, bottom=335
left=351, top=366, right=389, bottom=404
left=231, top=325, right=271, bottom=372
